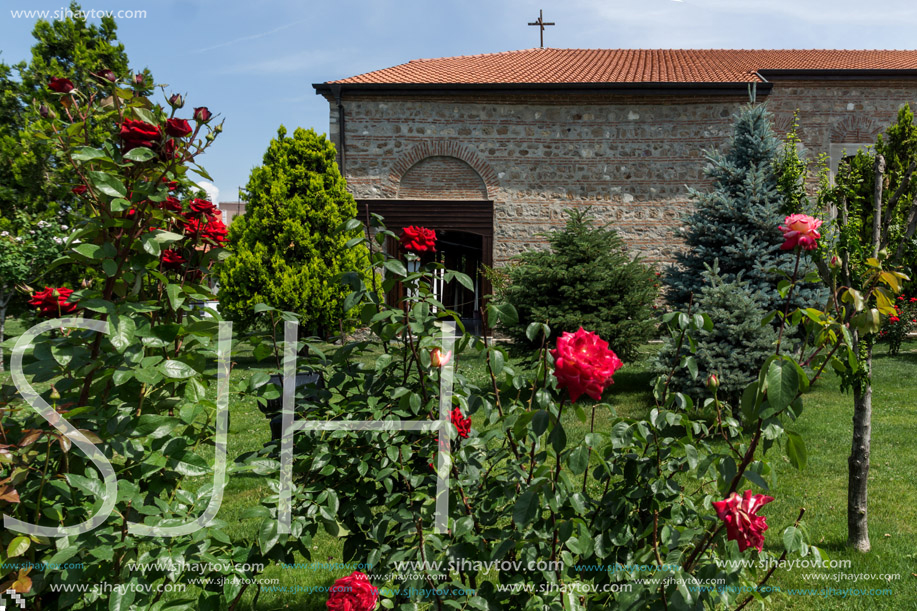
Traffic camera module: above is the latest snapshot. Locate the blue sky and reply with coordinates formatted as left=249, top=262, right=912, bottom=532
left=3, top=0, right=917, bottom=202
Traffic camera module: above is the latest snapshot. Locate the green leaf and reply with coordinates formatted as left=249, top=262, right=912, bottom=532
left=452, top=271, right=474, bottom=292
left=786, top=431, right=807, bottom=470
left=88, top=171, right=128, bottom=198
left=382, top=259, right=407, bottom=277
left=123, top=147, right=157, bottom=162
left=132, top=415, right=183, bottom=439
left=110, top=197, right=132, bottom=212
left=73, top=242, right=116, bottom=260
left=258, top=518, right=281, bottom=553
left=567, top=445, right=590, bottom=475
left=7, top=536, right=30, bottom=558
left=491, top=348, right=505, bottom=377
left=168, top=451, right=211, bottom=477
left=70, top=146, right=108, bottom=162
left=159, top=359, right=198, bottom=379
left=783, top=526, right=804, bottom=553
left=167, top=284, right=185, bottom=310
left=107, top=314, right=136, bottom=353
left=765, top=358, right=798, bottom=413
left=513, top=488, right=539, bottom=526
left=109, top=586, right=136, bottom=611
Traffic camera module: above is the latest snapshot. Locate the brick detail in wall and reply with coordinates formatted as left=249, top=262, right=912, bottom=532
left=397, top=156, right=488, bottom=200
left=385, top=140, right=500, bottom=199
left=830, top=115, right=881, bottom=143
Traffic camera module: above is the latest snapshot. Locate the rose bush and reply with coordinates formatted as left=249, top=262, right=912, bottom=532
left=227, top=213, right=852, bottom=611
left=0, top=69, right=265, bottom=610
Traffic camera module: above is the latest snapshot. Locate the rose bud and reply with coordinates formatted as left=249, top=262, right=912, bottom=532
left=213, top=120, right=224, bottom=134
left=193, top=106, right=212, bottom=123
left=39, top=104, right=51, bottom=118
left=829, top=255, right=840, bottom=269
left=431, top=348, right=452, bottom=368
left=706, top=373, right=719, bottom=391
left=134, top=73, right=145, bottom=85
left=98, top=69, right=117, bottom=83
left=168, top=93, right=184, bottom=109
left=49, top=387, right=61, bottom=401
left=72, top=185, right=88, bottom=195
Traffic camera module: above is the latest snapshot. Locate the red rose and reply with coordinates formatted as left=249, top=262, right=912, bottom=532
left=399, top=226, right=436, bottom=253
left=779, top=214, right=822, bottom=251
left=160, top=197, right=183, bottom=213
left=451, top=407, right=471, bottom=439
left=72, top=185, right=88, bottom=195
left=183, top=215, right=227, bottom=245
left=326, top=571, right=378, bottom=611
left=204, top=217, right=228, bottom=244
left=29, top=287, right=78, bottom=317
left=160, top=249, right=186, bottom=271
left=712, top=490, right=774, bottom=552
left=189, top=198, right=218, bottom=217
left=161, top=176, right=179, bottom=191
left=550, top=327, right=623, bottom=402
left=49, top=77, right=74, bottom=93
left=889, top=316, right=900, bottom=324
left=165, top=118, right=192, bottom=138
left=910, top=297, right=917, bottom=303
left=193, top=107, right=212, bottom=123
left=120, top=119, right=161, bottom=152
left=160, top=138, right=181, bottom=161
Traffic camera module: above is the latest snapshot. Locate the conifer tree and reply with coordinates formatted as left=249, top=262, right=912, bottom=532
left=664, top=103, right=820, bottom=313
left=499, top=208, right=658, bottom=362
left=218, top=127, right=371, bottom=335
left=661, top=104, right=823, bottom=406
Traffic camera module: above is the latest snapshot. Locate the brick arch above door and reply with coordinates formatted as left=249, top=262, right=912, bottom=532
left=397, top=156, right=488, bottom=200
left=384, top=140, right=500, bottom=199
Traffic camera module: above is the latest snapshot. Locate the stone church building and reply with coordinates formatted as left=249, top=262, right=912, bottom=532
left=313, top=48, right=917, bottom=323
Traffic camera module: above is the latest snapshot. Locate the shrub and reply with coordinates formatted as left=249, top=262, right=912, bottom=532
left=218, top=126, right=371, bottom=336
left=497, top=208, right=658, bottom=361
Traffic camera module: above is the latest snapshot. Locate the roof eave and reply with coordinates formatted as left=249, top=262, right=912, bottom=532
left=757, top=69, right=917, bottom=80
left=312, top=81, right=770, bottom=97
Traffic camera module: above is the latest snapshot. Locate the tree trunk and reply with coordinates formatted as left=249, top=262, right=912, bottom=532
left=847, top=335, right=872, bottom=552
left=0, top=286, right=9, bottom=373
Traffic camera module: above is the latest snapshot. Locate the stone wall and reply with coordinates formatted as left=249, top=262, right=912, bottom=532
left=326, top=82, right=917, bottom=267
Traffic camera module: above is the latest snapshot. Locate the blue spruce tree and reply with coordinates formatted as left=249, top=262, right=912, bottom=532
left=661, top=103, right=823, bottom=408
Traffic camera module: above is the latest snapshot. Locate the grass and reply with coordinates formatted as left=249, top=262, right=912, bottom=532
left=3, top=313, right=916, bottom=609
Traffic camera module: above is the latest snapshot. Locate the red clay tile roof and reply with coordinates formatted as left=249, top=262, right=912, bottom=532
left=327, top=48, right=917, bottom=85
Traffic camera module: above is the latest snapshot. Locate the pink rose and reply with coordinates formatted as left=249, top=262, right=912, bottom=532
left=327, top=571, right=378, bottom=611
left=712, top=489, right=774, bottom=552
left=550, top=327, right=623, bottom=402
left=779, top=214, right=822, bottom=251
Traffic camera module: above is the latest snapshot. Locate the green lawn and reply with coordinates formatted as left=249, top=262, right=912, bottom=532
left=206, top=339, right=917, bottom=610
left=2, top=313, right=915, bottom=609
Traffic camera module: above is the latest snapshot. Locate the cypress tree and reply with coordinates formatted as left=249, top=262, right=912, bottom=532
left=218, top=126, right=371, bottom=335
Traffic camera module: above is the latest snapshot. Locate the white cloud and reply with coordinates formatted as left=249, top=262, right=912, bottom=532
left=196, top=181, right=220, bottom=203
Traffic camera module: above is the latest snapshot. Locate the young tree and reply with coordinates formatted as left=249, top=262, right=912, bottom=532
left=498, top=208, right=658, bottom=362
left=218, top=126, right=372, bottom=335
left=817, top=104, right=917, bottom=551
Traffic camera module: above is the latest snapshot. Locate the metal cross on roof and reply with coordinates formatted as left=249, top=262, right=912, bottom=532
left=528, top=10, right=555, bottom=49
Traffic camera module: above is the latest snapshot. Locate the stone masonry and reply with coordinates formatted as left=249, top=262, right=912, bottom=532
left=322, top=81, right=917, bottom=267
